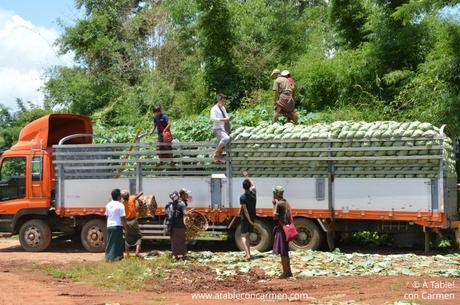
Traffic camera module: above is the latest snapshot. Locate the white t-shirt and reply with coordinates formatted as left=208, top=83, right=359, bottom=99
left=105, top=200, right=126, bottom=227
left=210, top=104, right=228, bottom=130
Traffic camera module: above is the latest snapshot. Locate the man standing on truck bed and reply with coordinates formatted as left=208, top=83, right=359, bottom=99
left=240, top=171, right=256, bottom=261
left=272, top=69, right=298, bottom=124
left=150, top=105, right=173, bottom=162
left=210, top=93, right=231, bottom=163
left=105, top=189, right=127, bottom=262
left=121, top=190, right=143, bottom=257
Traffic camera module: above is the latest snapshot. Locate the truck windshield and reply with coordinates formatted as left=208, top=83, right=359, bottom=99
left=0, top=157, right=26, bottom=200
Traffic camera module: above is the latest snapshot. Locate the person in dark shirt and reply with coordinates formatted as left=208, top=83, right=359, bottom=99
left=165, top=191, right=187, bottom=259
left=272, top=185, right=293, bottom=278
left=179, top=188, right=191, bottom=207
left=150, top=105, right=173, bottom=161
left=239, top=171, right=256, bottom=260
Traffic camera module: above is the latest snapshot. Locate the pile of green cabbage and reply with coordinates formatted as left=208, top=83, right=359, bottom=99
left=230, top=121, right=456, bottom=178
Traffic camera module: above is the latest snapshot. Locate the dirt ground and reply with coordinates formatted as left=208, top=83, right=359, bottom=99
left=0, top=238, right=458, bottom=305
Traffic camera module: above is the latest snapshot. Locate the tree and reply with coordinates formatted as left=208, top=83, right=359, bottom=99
left=41, top=0, right=460, bottom=139
left=196, top=0, right=241, bottom=104
left=329, top=0, right=368, bottom=49
left=45, top=0, right=162, bottom=121
left=0, top=100, right=51, bottom=148
left=392, top=0, right=460, bottom=24
left=397, top=18, right=460, bottom=130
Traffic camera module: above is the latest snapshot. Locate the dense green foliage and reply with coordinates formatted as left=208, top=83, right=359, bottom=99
left=94, top=97, right=321, bottom=143
left=1, top=0, right=460, bottom=148
left=0, top=100, right=51, bottom=148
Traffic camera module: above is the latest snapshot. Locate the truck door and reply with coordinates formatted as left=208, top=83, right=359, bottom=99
left=0, top=157, right=27, bottom=224
left=30, top=155, right=44, bottom=199
left=210, top=173, right=227, bottom=208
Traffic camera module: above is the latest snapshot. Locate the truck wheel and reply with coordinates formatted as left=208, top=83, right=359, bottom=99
left=19, top=219, right=52, bottom=252
left=235, top=219, right=273, bottom=252
left=289, top=218, right=323, bottom=251
left=81, top=219, right=106, bottom=252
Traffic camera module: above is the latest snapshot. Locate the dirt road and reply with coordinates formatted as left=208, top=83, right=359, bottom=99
left=0, top=238, right=458, bottom=305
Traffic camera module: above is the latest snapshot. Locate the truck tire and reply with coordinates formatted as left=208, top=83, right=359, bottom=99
left=235, top=219, right=273, bottom=252
left=19, top=219, right=52, bottom=252
left=81, top=219, right=106, bottom=252
left=289, top=218, right=323, bottom=251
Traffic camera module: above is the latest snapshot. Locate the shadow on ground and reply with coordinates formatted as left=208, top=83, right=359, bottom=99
left=0, top=235, right=456, bottom=256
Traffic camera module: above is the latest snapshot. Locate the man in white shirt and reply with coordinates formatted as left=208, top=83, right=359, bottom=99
left=105, top=188, right=127, bottom=261
left=210, top=93, right=230, bottom=163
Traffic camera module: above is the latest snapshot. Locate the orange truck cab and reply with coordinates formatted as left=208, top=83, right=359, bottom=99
left=0, top=114, right=94, bottom=251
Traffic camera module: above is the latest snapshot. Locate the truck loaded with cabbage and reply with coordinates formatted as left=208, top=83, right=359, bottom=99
left=1, top=115, right=459, bottom=252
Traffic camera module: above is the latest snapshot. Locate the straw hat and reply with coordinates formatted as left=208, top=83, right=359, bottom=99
left=281, top=70, right=290, bottom=77
left=271, top=69, right=281, bottom=78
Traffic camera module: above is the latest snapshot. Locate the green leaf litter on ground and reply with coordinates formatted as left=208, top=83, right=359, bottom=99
left=179, top=249, right=460, bottom=279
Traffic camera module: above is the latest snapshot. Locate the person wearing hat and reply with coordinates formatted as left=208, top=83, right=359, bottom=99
left=270, top=68, right=281, bottom=80
left=272, top=69, right=298, bottom=124
left=121, top=190, right=143, bottom=257
left=272, top=185, right=293, bottom=278
left=210, top=93, right=231, bottom=163
left=286, top=71, right=295, bottom=100
left=164, top=190, right=187, bottom=259
left=149, top=105, right=173, bottom=162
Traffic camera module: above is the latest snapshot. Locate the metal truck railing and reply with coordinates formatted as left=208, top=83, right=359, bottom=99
left=53, top=142, right=226, bottom=179
left=52, top=137, right=448, bottom=180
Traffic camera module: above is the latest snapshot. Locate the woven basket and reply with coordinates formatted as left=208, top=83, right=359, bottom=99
left=136, top=195, right=157, bottom=218
left=184, top=210, right=208, bottom=241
